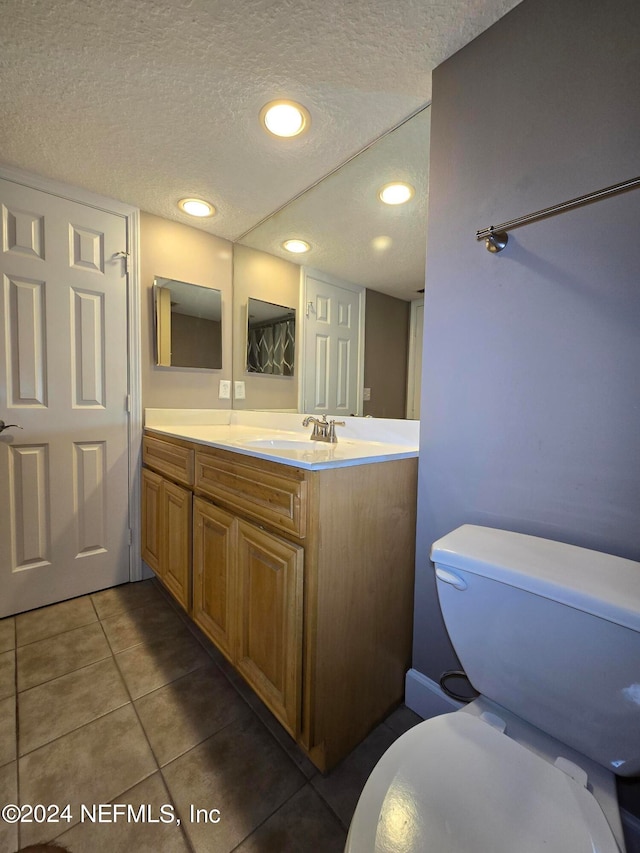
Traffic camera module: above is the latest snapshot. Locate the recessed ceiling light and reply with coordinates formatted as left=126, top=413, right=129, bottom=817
left=260, top=100, right=310, bottom=138
left=372, top=235, right=393, bottom=251
left=378, top=182, right=415, bottom=205
left=178, top=198, right=215, bottom=217
left=282, top=239, right=311, bottom=254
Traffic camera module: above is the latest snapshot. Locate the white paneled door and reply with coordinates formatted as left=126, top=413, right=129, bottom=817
left=302, top=270, right=364, bottom=417
left=0, top=178, right=131, bottom=617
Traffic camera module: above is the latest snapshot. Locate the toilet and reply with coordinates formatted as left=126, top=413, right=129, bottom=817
left=345, top=525, right=640, bottom=852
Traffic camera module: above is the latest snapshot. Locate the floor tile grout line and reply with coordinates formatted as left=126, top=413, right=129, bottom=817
left=103, top=593, right=204, bottom=853
left=16, top=650, right=114, bottom=697
left=90, top=579, right=162, bottom=622
left=99, top=639, right=197, bottom=853
left=157, top=709, right=257, bottom=774
left=105, top=619, right=162, bottom=776
left=98, top=590, right=197, bottom=853
left=15, top=613, right=100, bottom=652
left=309, top=776, right=354, bottom=833
left=227, top=781, right=322, bottom=853
left=16, top=698, right=133, bottom=763
left=99, top=597, right=196, bottom=658
left=88, top=592, right=100, bottom=621
left=49, top=768, right=193, bottom=851
left=127, top=655, right=227, bottom=706
left=156, top=711, right=304, bottom=853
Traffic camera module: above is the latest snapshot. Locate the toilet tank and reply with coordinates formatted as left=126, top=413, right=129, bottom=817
left=431, top=525, right=640, bottom=777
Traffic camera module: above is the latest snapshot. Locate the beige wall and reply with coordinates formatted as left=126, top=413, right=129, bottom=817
left=232, top=244, right=300, bottom=411
left=141, top=212, right=233, bottom=409
left=363, top=289, right=410, bottom=418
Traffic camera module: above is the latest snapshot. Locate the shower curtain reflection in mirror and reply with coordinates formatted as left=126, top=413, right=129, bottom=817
left=246, top=297, right=295, bottom=376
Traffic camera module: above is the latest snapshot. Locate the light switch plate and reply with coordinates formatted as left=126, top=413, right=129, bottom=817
left=363, top=387, right=371, bottom=401
left=219, top=379, right=231, bottom=399
left=234, top=380, right=246, bottom=400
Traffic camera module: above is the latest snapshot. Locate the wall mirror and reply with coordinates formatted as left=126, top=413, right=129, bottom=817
left=232, top=104, right=430, bottom=417
left=246, top=297, right=295, bottom=376
left=154, top=277, right=222, bottom=369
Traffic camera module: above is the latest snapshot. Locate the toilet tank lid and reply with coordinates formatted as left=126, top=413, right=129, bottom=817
left=431, top=525, right=640, bottom=632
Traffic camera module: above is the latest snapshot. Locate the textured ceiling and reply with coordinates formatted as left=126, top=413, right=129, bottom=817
left=240, top=106, right=431, bottom=301
left=0, top=0, right=522, bottom=289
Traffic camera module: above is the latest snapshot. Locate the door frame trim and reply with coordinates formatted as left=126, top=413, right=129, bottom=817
left=0, top=164, right=143, bottom=581
left=406, top=297, right=424, bottom=419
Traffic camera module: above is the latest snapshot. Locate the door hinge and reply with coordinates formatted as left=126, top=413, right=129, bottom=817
left=125, top=394, right=131, bottom=413
left=128, top=529, right=133, bottom=546
left=115, top=250, right=129, bottom=275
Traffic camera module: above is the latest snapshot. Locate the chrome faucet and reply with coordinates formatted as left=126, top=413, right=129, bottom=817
left=302, top=414, right=346, bottom=443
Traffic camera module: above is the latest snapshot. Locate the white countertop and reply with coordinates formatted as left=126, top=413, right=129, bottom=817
left=144, top=409, right=419, bottom=470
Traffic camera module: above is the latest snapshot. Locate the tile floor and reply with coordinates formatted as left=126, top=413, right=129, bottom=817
left=0, top=579, right=421, bottom=853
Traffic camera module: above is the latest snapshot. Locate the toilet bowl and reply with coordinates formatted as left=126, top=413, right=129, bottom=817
left=345, top=525, right=640, bottom=852
left=345, top=707, right=622, bottom=852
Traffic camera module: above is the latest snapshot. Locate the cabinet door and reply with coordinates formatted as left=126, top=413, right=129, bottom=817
left=192, top=497, right=236, bottom=662
left=162, top=480, right=192, bottom=612
left=141, top=468, right=163, bottom=575
left=235, top=519, right=304, bottom=737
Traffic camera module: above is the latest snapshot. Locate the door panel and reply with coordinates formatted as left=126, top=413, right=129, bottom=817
left=0, top=178, right=130, bottom=617
left=7, top=443, right=50, bottom=570
left=6, top=275, right=47, bottom=407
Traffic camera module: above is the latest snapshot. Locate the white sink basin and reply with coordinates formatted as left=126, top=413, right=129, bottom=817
left=240, top=438, right=317, bottom=450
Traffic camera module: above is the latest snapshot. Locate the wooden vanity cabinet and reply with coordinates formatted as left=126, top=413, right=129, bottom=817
left=142, top=432, right=417, bottom=772
left=141, top=437, right=193, bottom=612
left=192, top=452, right=306, bottom=738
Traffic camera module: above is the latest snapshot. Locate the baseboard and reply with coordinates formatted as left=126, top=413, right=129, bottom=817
left=621, top=809, right=640, bottom=853
left=405, top=668, right=464, bottom=719
left=141, top=559, right=155, bottom=580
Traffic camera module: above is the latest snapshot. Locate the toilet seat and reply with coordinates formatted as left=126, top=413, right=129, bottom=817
left=345, top=712, right=620, bottom=853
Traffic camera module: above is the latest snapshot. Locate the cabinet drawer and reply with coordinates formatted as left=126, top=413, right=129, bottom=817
left=143, top=435, right=194, bottom=487
left=195, top=449, right=307, bottom=539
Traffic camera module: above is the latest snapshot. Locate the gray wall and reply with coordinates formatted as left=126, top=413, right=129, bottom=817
left=364, top=289, right=410, bottom=418
left=415, top=0, right=640, bottom=687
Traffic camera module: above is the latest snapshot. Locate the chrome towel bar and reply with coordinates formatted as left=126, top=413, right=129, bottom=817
left=476, top=175, right=640, bottom=253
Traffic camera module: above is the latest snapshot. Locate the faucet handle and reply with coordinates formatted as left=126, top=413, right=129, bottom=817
left=327, top=419, right=345, bottom=442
